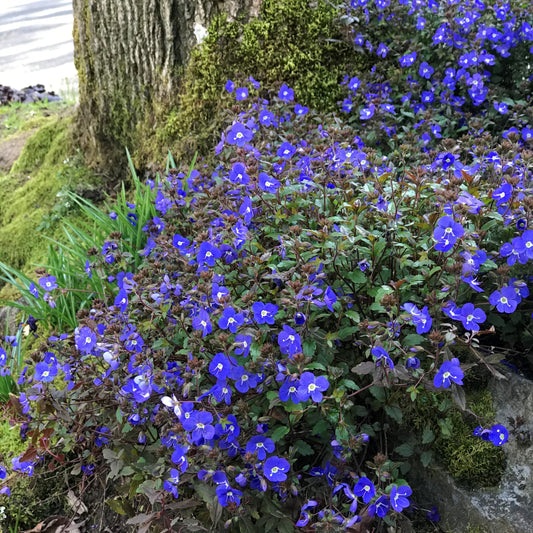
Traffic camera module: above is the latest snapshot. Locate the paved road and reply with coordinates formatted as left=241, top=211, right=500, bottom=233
left=0, top=0, right=77, bottom=96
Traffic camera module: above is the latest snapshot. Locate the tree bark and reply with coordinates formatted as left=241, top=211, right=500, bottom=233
left=72, top=0, right=261, bottom=175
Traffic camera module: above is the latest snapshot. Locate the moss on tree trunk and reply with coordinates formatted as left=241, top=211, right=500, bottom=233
left=73, top=0, right=366, bottom=176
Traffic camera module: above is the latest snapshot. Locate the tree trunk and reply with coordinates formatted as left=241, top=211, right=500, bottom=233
left=72, top=0, right=261, bottom=176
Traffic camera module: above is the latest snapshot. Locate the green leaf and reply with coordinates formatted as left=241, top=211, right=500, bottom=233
left=438, top=417, right=453, bottom=438
left=303, top=339, right=317, bottom=357
left=340, top=379, right=359, bottom=390
left=106, top=498, right=132, bottom=516
left=295, top=440, right=314, bottom=456
left=305, top=362, right=326, bottom=371
left=346, top=309, right=361, bottom=322
left=402, top=334, right=426, bottom=347
left=384, top=405, right=403, bottom=424
left=337, top=326, right=358, bottom=340
left=422, top=426, right=435, bottom=444
left=394, top=443, right=414, bottom=457
left=312, top=419, right=329, bottom=436
left=369, top=385, right=386, bottom=402
left=271, top=426, right=289, bottom=443
left=421, top=450, right=433, bottom=467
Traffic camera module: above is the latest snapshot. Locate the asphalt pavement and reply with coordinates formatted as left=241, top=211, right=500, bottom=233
left=0, top=0, right=77, bottom=96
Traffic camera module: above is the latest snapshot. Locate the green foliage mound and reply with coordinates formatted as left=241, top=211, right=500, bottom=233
left=2, top=0, right=533, bottom=531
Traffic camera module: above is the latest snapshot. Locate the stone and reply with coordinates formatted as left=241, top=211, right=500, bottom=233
left=0, top=84, right=61, bottom=106
left=410, top=370, right=533, bottom=533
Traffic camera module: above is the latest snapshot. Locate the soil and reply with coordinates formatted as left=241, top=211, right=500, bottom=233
left=0, top=130, right=35, bottom=172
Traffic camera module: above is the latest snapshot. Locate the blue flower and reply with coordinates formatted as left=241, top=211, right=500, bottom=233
left=489, top=424, right=508, bottom=446
left=172, top=234, right=190, bottom=253
left=29, top=282, right=39, bottom=299
left=264, top=456, right=290, bottom=482
left=235, top=87, right=248, bottom=101
left=38, top=276, right=57, bottom=292
left=433, top=216, right=464, bottom=252
left=460, top=303, right=486, bottom=331
left=489, top=287, right=519, bottom=313
left=218, top=307, right=245, bottom=333
left=95, top=427, right=110, bottom=447
left=390, top=485, right=412, bottom=512
left=188, top=411, right=215, bottom=443
left=298, top=372, right=329, bottom=402
left=371, top=347, right=394, bottom=369
left=348, top=77, right=361, bottom=91
left=369, top=495, right=390, bottom=518
left=192, top=309, right=212, bottom=337
left=259, top=109, right=275, bottom=127
left=278, top=325, right=302, bottom=356
left=258, top=172, right=280, bottom=193
left=353, top=477, right=375, bottom=504
left=399, top=51, right=417, bottom=67
left=491, top=182, right=512, bottom=206
left=209, top=353, right=231, bottom=380
left=197, top=242, right=221, bottom=267
left=34, top=361, right=58, bottom=382
left=245, top=435, right=275, bottom=460
left=295, top=104, right=309, bottom=115
left=252, top=302, right=278, bottom=325
left=216, top=485, right=243, bottom=507
left=208, top=380, right=232, bottom=405
left=406, top=357, right=420, bottom=369
left=277, top=141, right=296, bottom=159
left=493, top=101, right=508, bottom=114
left=401, top=303, right=432, bottom=334
left=296, top=500, right=318, bottom=527
left=427, top=506, right=440, bottom=522
left=377, top=43, right=388, bottom=57
left=228, top=162, right=249, bottom=185
left=324, top=286, right=337, bottom=312
left=227, top=122, right=253, bottom=147
left=230, top=365, right=259, bottom=393
left=360, top=104, right=375, bottom=120
left=278, top=84, right=294, bottom=102
left=419, top=61, right=434, bottom=79
left=114, top=289, right=128, bottom=313
left=434, top=359, right=464, bottom=388
left=294, top=312, right=306, bottom=325
left=75, top=327, right=97, bottom=354
left=225, top=79, right=235, bottom=93
left=234, top=334, right=252, bottom=357
left=279, top=377, right=301, bottom=403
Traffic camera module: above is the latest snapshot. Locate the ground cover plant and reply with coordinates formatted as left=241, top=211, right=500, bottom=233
left=0, top=0, right=532, bottom=531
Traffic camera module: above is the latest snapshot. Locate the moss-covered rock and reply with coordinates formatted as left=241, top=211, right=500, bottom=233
left=402, top=386, right=505, bottom=489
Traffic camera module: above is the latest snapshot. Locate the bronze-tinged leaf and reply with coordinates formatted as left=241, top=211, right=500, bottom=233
left=461, top=168, right=473, bottom=184
left=20, top=446, right=38, bottom=463
left=351, top=361, right=375, bottom=375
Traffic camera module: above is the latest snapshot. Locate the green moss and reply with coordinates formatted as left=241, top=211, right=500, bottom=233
left=136, top=0, right=367, bottom=166
left=0, top=119, right=69, bottom=270
left=436, top=389, right=506, bottom=488
left=11, top=118, right=68, bottom=173
left=0, top=420, right=67, bottom=530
